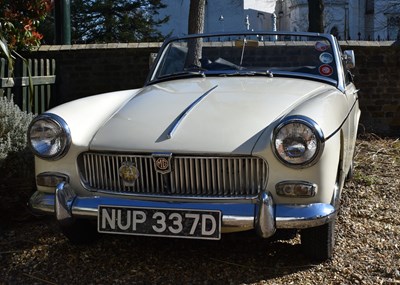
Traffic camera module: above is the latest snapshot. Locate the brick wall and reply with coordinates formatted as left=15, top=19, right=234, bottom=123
left=29, top=43, right=161, bottom=107
left=26, top=41, right=400, bottom=137
left=341, top=41, right=400, bottom=136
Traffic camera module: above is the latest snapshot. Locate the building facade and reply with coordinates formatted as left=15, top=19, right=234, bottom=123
left=156, top=0, right=278, bottom=36
left=157, top=0, right=400, bottom=40
left=279, top=0, right=400, bottom=40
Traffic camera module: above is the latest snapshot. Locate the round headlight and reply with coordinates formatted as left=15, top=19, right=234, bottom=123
left=273, top=116, right=324, bottom=167
left=28, top=114, right=71, bottom=160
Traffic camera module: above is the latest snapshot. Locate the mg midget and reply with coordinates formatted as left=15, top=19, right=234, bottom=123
left=28, top=31, right=360, bottom=261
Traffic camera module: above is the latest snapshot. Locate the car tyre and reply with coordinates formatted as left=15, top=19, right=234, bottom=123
left=300, top=220, right=335, bottom=262
left=59, top=219, right=98, bottom=244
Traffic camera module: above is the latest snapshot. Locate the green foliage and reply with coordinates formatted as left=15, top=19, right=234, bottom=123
left=71, top=0, right=169, bottom=43
left=0, top=95, right=34, bottom=178
left=0, top=0, right=52, bottom=80
left=0, top=0, right=52, bottom=52
left=352, top=171, right=377, bottom=187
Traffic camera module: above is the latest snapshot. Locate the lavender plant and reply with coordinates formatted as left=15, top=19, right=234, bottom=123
left=0, top=94, right=34, bottom=178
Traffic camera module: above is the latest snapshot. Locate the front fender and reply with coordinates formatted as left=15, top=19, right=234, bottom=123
left=253, top=128, right=341, bottom=205
left=34, top=89, right=141, bottom=194
left=252, top=88, right=347, bottom=205
left=286, top=89, right=349, bottom=140
left=46, top=89, right=141, bottom=147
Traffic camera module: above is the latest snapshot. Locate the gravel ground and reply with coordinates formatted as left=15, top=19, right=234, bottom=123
left=0, top=135, right=399, bottom=284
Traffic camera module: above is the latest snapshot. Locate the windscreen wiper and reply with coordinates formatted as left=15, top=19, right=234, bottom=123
left=157, top=70, right=206, bottom=81
left=219, top=70, right=273, bottom=78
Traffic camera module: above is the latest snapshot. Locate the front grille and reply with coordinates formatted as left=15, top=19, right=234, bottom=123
left=79, top=153, right=268, bottom=198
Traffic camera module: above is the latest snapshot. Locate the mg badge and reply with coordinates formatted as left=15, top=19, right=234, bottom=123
left=119, top=161, right=139, bottom=187
left=153, top=153, right=173, bottom=174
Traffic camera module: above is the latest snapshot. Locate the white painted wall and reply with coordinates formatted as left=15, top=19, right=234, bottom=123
left=156, top=0, right=276, bottom=37
left=156, top=0, right=400, bottom=40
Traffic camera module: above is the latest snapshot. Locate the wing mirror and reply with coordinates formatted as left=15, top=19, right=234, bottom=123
left=343, top=50, right=356, bottom=69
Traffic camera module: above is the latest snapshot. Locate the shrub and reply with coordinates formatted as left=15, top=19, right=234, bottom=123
left=0, top=0, right=52, bottom=52
left=0, top=94, right=34, bottom=179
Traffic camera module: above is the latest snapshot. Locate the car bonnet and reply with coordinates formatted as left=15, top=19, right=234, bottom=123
left=89, top=77, right=329, bottom=155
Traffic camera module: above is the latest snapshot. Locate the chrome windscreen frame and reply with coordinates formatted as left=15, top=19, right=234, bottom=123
left=145, top=31, right=346, bottom=92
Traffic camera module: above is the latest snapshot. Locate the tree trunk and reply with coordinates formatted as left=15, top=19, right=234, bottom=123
left=186, top=0, right=206, bottom=67
left=188, top=0, right=206, bottom=35
left=308, top=0, right=324, bottom=33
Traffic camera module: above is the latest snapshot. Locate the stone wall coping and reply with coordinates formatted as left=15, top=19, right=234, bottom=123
left=339, top=40, right=399, bottom=47
left=36, top=40, right=399, bottom=52
left=38, top=42, right=163, bottom=51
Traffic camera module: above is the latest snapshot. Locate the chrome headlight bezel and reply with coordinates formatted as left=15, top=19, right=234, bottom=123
left=272, top=116, right=325, bottom=168
left=28, top=114, right=71, bottom=160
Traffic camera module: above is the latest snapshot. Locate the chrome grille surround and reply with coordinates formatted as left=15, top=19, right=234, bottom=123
left=79, top=152, right=268, bottom=198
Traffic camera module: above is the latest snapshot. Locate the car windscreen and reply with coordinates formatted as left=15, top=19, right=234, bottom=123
left=150, top=33, right=338, bottom=85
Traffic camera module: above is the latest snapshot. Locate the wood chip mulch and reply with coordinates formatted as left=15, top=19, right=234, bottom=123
left=0, top=134, right=399, bottom=284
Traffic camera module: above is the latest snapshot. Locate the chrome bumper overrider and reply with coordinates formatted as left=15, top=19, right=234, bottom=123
left=29, top=182, right=337, bottom=238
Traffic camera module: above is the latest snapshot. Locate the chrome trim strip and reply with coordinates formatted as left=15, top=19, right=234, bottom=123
left=272, top=115, right=325, bottom=169
left=28, top=113, right=72, bottom=161
left=332, top=37, right=346, bottom=92
left=275, top=203, right=336, bottom=229
left=85, top=192, right=259, bottom=203
left=330, top=182, right=341, bottom=210
left=222, top=215, right=253, bottom=228
left=29, top=189, right=336, bottom=231
left=325, top=96, right=359, bottom=141
left=271, top=71, right=338, bottom=87
left=29, top=191, right=55, bottom=213
left=167, top=85, right=218, bottom=139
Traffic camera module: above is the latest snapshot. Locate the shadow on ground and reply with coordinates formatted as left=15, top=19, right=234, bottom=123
left=0, top=213, right=317, bottom=284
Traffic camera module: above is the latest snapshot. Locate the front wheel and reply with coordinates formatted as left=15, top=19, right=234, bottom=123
left=59, top=219, right=99, bottom=245
left=300, top=220, right=335, bottom=262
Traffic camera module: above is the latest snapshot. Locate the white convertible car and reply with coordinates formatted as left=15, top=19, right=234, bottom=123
left=28, top=31, right=360, bottom=261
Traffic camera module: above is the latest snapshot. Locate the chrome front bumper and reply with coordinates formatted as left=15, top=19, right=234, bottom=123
left=29, top=182, right=337, bottom=238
